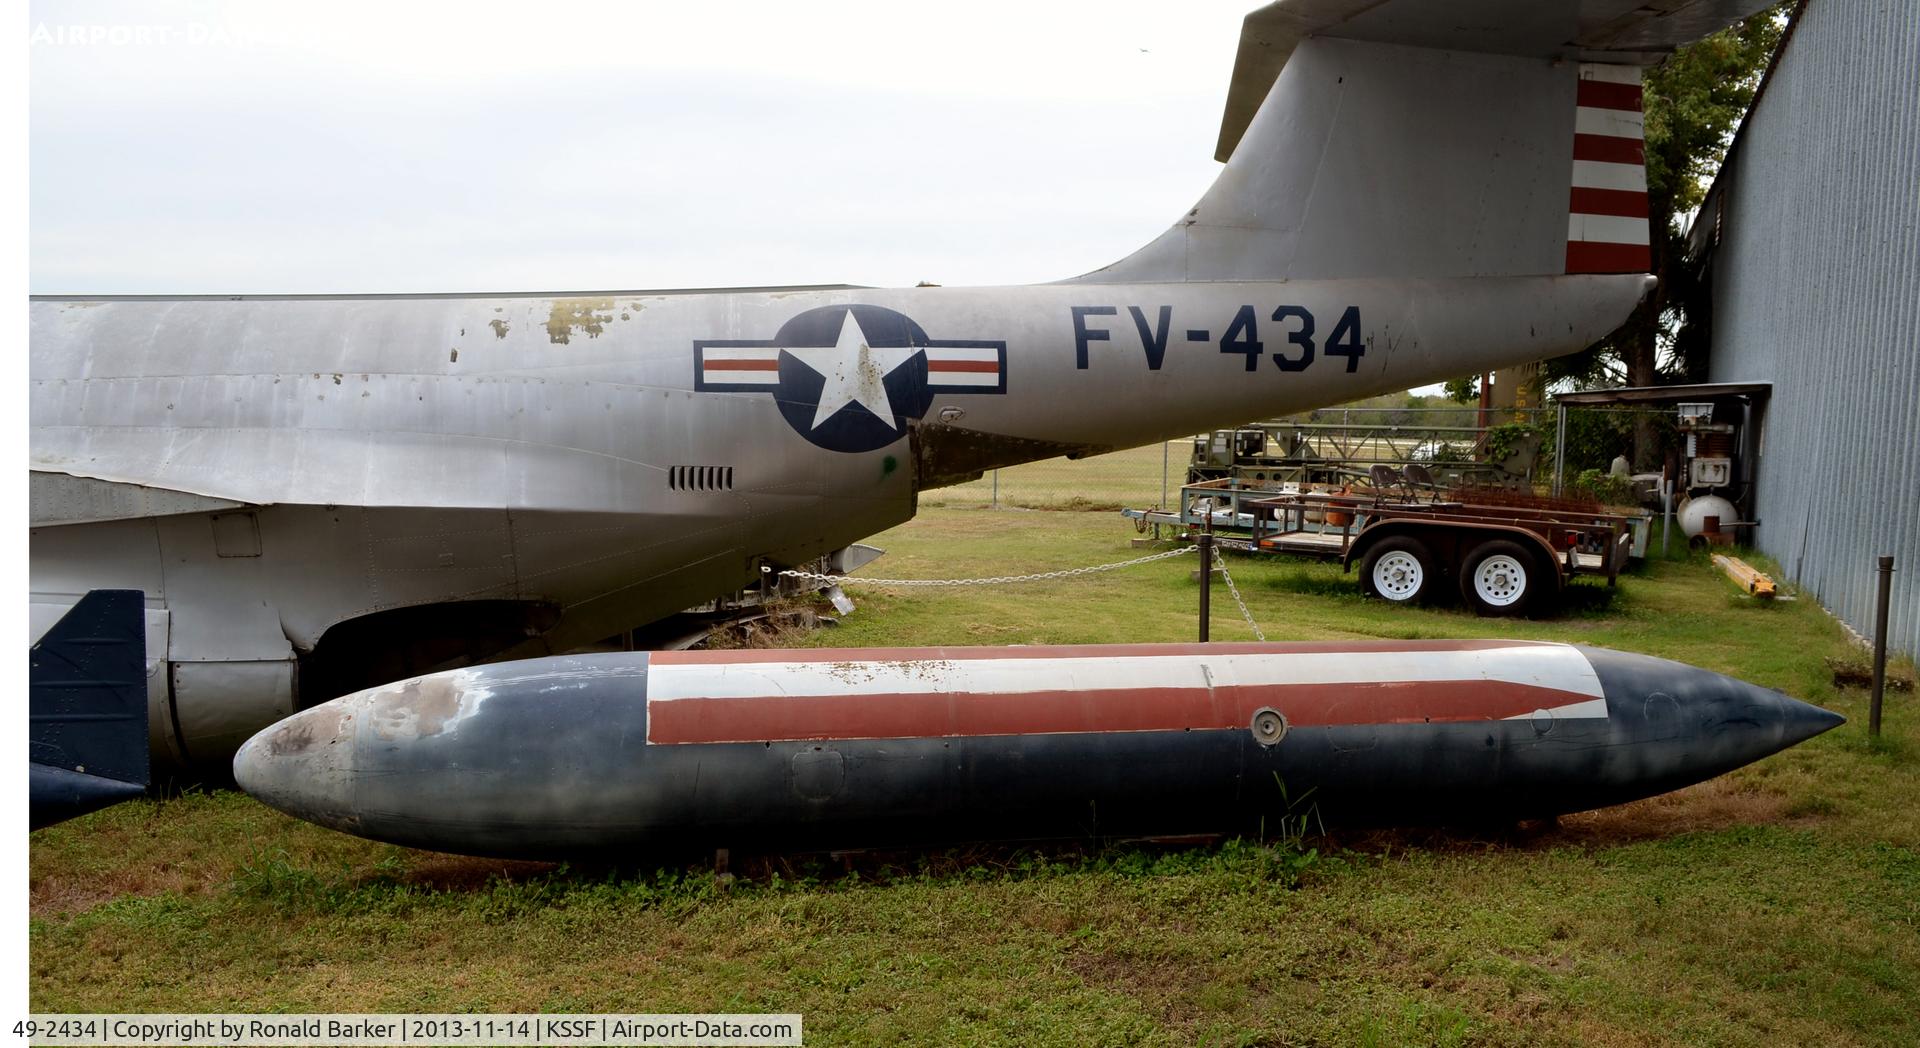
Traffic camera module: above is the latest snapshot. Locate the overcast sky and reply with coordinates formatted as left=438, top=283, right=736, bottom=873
left=30, top=1, right=1255, bottom=294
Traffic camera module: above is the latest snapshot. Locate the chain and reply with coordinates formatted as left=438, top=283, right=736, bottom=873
left=766, top=545, right=1197, bottom=588
left=770, top=542, right=1266, bottom=641
left=1212, top=546, right=1267, bottom=641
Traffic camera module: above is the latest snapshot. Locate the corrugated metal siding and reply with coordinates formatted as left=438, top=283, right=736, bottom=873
left=1709, top=0, right=1920, bottom=658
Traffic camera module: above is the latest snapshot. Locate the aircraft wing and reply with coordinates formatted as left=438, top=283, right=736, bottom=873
left=1216, top=0, right=1781, bottom=160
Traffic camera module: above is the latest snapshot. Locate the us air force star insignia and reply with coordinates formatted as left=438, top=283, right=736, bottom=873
left=693, top=304, right=1008, bottom=454
left=784, top=313, right=919, bottom=431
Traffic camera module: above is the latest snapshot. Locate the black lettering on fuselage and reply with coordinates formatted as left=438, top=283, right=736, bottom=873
left=1128, top=305, right=1172, bottom=371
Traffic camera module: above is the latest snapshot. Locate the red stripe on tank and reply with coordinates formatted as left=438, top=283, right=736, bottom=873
left=646, top=679, right=1599, bottom=744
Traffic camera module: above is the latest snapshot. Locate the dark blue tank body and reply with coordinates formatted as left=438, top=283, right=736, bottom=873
left=234, top=645, right=1843, bottom=859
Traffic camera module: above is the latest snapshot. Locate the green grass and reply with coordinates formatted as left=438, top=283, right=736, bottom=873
left=29, top=506, right=1920, bottom=1045
left=919, top=441, right=1183, bottom=511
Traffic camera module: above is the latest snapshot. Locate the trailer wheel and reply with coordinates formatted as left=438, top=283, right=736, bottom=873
left=1360, top=536, right=1436, bottom=605
left=1460, top=539, right=1543, bottom=617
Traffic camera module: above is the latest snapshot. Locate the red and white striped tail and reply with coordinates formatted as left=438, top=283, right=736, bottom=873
left=1566, top=64, right=1651, bottom=274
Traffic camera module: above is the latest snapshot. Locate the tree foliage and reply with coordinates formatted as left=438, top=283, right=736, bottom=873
left=1442, top=376, right=1479, bottom=404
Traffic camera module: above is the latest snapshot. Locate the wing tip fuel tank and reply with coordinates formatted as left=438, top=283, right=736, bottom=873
left=235, top=642, right=1844, bottom=859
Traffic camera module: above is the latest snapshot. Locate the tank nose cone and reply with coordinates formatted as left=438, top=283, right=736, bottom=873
left=1576, top=645, right=1846, bottom=782
left=1701, top=672, right=1845, bottom=759
left=1767, top=686, right=1847, bottom=748
left=1698, top=672, right=1845, bottom=764
left=232, top=699, right=360, bottom=833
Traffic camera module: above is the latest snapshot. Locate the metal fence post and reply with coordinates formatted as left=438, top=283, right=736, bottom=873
left=1161, top=439, right=1169, bottom=510
left=1553, top=402, right=1568, bottom=497
left=991, top=469, right=998, bottom=507
left=1871, top=555, right=1895, bottom=737
left=1661, top=482, right=1673, bottom=559
left=1197, top=531, right=1213, bottom=643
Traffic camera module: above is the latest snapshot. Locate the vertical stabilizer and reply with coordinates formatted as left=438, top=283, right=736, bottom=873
left=1072, top=37, right=1653, bottom=284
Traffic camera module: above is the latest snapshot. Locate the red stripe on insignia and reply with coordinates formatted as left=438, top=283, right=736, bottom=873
left=1576, top=79, right=1642, bottom=112
left=1572, top=134, right=1645, bottom=165
left=1570, top=187, right=1650, bottom=218
left=651, top=639, right=1551, bottom=666
left=703, top=359, right=779, bottom=372
left=1566, top=240, right=1652, bottom=273
left=646, top=680, right=1600, bottom=744
left=927, top=360, right=999, bottom=373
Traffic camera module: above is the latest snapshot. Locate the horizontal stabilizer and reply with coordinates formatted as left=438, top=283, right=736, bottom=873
left=1215, top=0, right=1780, bottom=161
left=29, top=765, right=148, bottom=831
left=30, top=589, right=150, bottom=829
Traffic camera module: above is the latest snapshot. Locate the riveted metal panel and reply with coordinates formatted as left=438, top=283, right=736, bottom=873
left=1708, top=0, right=1920, bottom=657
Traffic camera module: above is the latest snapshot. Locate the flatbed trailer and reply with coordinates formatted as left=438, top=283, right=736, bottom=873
left=1123, top=479, right=1635, bottom=616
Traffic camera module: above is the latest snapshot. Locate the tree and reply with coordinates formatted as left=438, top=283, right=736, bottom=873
left=1442, top=376, right=1479, bottom=404
left=1547, top=4, right=1789, bottom=467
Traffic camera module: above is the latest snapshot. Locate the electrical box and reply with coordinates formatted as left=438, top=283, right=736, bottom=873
left=1677, top=402, right=1714, bottom=425
left=1691, top=457, right=1732, bottom=488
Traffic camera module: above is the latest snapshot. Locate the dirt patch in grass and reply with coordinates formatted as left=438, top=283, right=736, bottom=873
left=1549, top=779, right=1802, bottom=845
left=1062, top=949, right=1217, bottom=1025
left=29, top=854, right=229, bottom=918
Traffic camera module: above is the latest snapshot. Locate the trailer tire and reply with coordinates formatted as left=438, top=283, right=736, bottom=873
left=1460, top=539, right=1545, bottom=617
left=1360, top=536, right=1437, bottom=606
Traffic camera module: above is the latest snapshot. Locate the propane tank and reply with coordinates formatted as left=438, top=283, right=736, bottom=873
left=1678, top=494, right=1736, bottom=538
